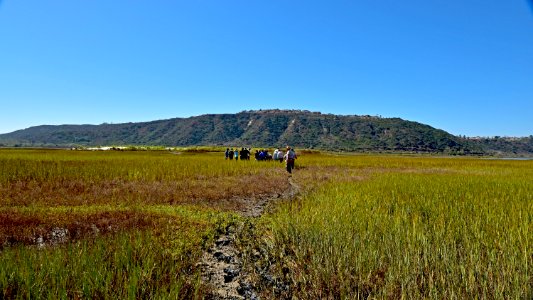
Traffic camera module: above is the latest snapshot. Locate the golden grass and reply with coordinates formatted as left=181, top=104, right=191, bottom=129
left=252, top=155, right=533, bottom=299
left=1, top=149, right=531, bottom=298
left=0, top=148, right=278, bottom=298
left=0, top=149, right=289, bottom=208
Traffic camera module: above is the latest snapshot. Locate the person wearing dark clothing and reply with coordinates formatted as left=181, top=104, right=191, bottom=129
left=284, top=146, right=297, bottom=174
left=265, top=150, right=271, bottom=160
left=225, top=148, right=229, bottom=160
left=229, top=149, right=234, bottom=160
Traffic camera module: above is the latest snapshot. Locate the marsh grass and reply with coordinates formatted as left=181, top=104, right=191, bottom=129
left=0, top=149, right=288, bottom=208
left=2, top=149, right=531, bottom=298
left=254, top=156, right=533, bottom=299
left=0, top=203, right=238, bottom=298
left=0, top=148, right=253, bottom=298
left=1, top=231, right=199, bottom=299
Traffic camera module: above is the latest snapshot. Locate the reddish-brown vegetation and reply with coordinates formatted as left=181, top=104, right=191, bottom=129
left=1, top=172, right=289, bottom=208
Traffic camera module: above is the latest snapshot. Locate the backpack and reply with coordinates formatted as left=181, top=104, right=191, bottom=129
left=285, top=149, right=295, bottom=160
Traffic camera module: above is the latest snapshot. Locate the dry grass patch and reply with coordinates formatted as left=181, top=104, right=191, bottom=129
left=1, top=172, right=289, bottom=208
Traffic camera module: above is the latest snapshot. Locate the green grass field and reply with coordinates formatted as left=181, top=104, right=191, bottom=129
left=254, top=155, right=533, bottom=299
left=0, top=148, right=283, bottom=299
left=0, top=149, right=531, bottom=299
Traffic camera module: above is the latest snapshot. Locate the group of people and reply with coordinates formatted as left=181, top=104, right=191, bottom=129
left=224, top=146, right=297, bottom=174
left=254, top=149, right=275, bottom=161
left=224, top=147, right=252, bottom=160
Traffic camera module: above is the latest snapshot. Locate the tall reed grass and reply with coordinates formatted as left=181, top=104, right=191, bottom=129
left=260, top=156, right=532, bottom=298
left=1, top=231, right=199, bottom=299
left=0, top=201, right=237, bottom=298
left=0, top=149, right=289, bottom=208
left=3, top=149, right=531, bottom=298
left=0, top=148, right=250, bottom=298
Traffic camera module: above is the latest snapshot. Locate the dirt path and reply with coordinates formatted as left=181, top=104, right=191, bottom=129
left=199, top=177, right=300, bottom=300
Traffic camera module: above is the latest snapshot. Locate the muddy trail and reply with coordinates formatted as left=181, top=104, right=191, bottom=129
left=199, top=177, right=300, bottom=300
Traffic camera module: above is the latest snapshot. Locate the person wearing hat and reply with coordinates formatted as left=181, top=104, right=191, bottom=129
left=283, top=146, right=297, bottom=174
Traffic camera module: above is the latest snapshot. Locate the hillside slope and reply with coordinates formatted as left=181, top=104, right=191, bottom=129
left=0, top=109, right=493, bottom=153
left=467, top=136, right=533, bottom=156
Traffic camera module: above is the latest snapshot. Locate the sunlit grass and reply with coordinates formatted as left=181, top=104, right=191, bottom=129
left=0, top=149, right=289, bottom=208
left=1, top=149, right=531, bottom=298
left=1, top=231, right=201, bottom=299
left=257, top=156, right=533, bottom=298
left=0, top=148, right=251, bottom=298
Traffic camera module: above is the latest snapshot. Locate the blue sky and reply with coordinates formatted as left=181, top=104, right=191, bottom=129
left=1, top=1, right=532, bottom=137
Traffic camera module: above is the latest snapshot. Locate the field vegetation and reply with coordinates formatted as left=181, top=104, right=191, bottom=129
left=0, top=148, right=286, bottom=298
left=1, top=148, right=531, bottom=299
left=246, top=155, right=533, bottom=299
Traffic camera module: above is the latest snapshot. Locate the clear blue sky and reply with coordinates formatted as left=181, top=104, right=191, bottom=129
left=1, top=1, right=532, bottom=137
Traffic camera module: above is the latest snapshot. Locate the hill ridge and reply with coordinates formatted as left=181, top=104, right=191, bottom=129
left=1, top=110, right=532, bottom=155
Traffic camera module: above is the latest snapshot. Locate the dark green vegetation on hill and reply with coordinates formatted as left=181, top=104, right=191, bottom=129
left=0, top=110, right=531, bottom=155
left=467, top=136, right=533, bottom=156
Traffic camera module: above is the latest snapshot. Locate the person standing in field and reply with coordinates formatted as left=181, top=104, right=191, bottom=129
left=273, top=148, right=280, bottom=161
left=229, top=149, right=234, bottom=160
left=258, top=150, right=266, bottom=161
left=276, top=148, right=284, bottom=163
left=273, top=148, right=283, bottom=162
left=225, top=148, right=230, bottom=160
left=284, top=146, right=297, bottom=174
left=234, top=148, right=239, bottom=160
